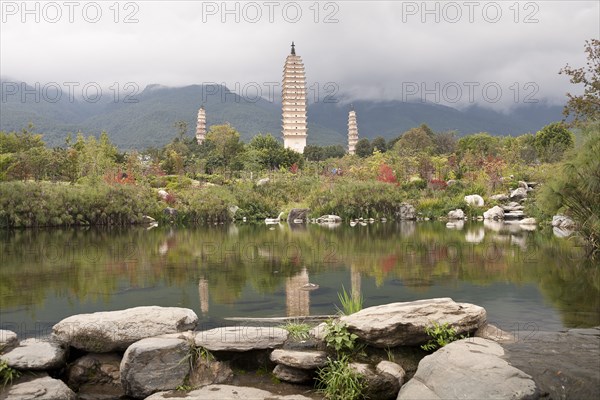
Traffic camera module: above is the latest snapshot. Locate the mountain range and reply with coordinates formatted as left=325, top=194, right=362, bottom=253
left=0, top=80, right=566, bottom=149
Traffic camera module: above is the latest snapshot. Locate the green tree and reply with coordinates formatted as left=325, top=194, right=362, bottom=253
left=304, top=144, right=324, bottom=161
left=534, top=122, right=574, bottom=163
left=371, top=136, right=387, bottom=153
left=355, top=138, right=373, bottom=158
left=457, top=133, right=500, bottom=158
left=394, top=126, right=434, bottom=156
left=559, top=39, right=600, bottom=124
left=539, top=123, right=600, bottom=258
left=203, top=124, right=245, bottom=173
left=433, top=130, right=457, bottom=155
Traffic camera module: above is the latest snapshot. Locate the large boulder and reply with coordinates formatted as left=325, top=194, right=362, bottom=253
left=340, top=298, right=486, bottom=347
left=447, top=209, right=465, bottom=220
left=483, top=205, right=504, bottom=220
left=52, top=306, right=198, bottom=352
left=396, top=203, right=416, bottom=220
left=1, top=339, right=67, bottom=371
left=195, top=326, right=288, bottom=352
left=350, top=362, right=400, bottom=400
left=397, top=338, right=539, bottom=399
left=146, top=384, right=313, bottom=399
left=270, top=349, right=327, bottom=369
left=464, top=195, right=484, bottom=207
left=0, top=374, right=77, bottom=399
left=0, top=330, right=18, bottom=353
left=66, top=353, right=124, bottom=399
left=120, top=336, right=191, bottom=399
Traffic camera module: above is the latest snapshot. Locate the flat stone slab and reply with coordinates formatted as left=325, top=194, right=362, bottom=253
left=145, top=384, right=313, bottom=399
left=52, top=306, right=198, bottom=352
left=195, top=326, right=288, bottom=352
left=270, top=349, right=327, bottom=369
left=397, top=338, right=539, bottom=399
left=0, top=330, right=18, bottom=353
left=120, top=336, right=191, bottom=399
left=1, top=338, right=67, bottom=370
left=0, top=373, right=76, bottom=399
left=340, top=298, right=486, bottom=347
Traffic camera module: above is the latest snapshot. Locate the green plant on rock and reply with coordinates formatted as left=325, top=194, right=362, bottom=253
left=324, top=319, right=359, bottom=354
left=0, top=360, right=20, bottom=387
left=317, top=354, right=365, bottom=400
left=336, top=285, right=363, bottom=316
left=420, top=321, right=462, bottom=351
left=280, top=321, right=311, bottom=341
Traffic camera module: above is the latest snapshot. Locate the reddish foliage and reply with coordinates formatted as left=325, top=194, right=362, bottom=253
left=290, top=163, right=299, bottom=174
left=164, top=193, right=177, bottom=205
left=377, top=163, right=397, bottom=184
left=105, top=168, right=136, bottom=185
left=428, top=179, right=448, bottom=190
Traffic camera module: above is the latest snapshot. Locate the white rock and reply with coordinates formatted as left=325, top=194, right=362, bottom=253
left=447, top=209, right=465, bottom=220
left=397, top=338, right=539, bottom=400
left=0, top=330, right=18, bottom=353
left=157, top=189, right=168, bottom=200
left=1, top=338, right=67, bottom=370
left=490, top=194, right=509, bottom=202
left=340, top=298, right=486, bottom=347
left=464, top=195, right=484, bottom=207
left=195, top=326, right=288, bottom=352
left=483, top=206, right=504, bottom=220
left=52, top=306, right=198, bottom=352
left=552, top=215, right=575, bottom=228
left=510, top=187, right=528, bottom=200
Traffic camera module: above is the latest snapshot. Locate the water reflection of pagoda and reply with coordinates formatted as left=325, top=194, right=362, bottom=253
left=286, top=267, right=310, bottom=316
left=198, top=277, right=209, bottom=314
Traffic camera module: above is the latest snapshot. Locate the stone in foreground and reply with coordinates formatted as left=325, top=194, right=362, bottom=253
left=340, top=298, right=486, bottom=347
left=270, top=349, right=327, bottom=369
left=0, top=374, right=76, bottom=399
left=66, top=352, right=124, bottom=399
left=272, top=364, right=313, bottom=383
left=52, top=306, right=198, bottom=352
left=1, top=338, right=67, bottom=370
left=350, top=362, right=400, bottom=400
left=145, top=384, right=313, bottom=399
left=397, top=338, right=539, bottom=400
left=120, top=336, right=191, bottom=399
left=195, top=326, right=288, bottom=352
left=376, top=360, right=406, bottom=387
left=0, top=330, right=18, bottom=353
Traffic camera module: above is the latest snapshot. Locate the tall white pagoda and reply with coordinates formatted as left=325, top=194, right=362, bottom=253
left=195, top=105, right=206, bottom=145
left=348, top=105, right=359, bottom=155
left=282, top=42, right=307, bottom=153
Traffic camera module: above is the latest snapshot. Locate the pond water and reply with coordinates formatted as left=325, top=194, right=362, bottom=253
left=1, top=221, right=598, bottom=339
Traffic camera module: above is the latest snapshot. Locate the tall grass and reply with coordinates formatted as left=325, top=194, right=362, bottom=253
left=336, top=285, right=363, bottom=315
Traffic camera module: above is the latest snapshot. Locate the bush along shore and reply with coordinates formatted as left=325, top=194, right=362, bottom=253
left=1, top=121, right=598, bottom=255
left=2, top=299, right=598, bottom=399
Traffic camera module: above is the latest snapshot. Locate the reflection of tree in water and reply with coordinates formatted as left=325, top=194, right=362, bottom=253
left=0, top=222, right=598, bottom=327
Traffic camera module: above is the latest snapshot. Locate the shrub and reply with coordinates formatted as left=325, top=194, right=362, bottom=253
left=421, top=321, right=462, bottom=351
left=317, top=355, right=365, bottom=400
left=323, top=320, right=359, bottom=354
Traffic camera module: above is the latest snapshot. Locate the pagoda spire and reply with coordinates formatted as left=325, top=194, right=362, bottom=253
left=291, top=41, right=295, bottom=55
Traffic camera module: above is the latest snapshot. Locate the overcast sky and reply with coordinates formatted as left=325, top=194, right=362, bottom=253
left=1, top=0, right=598, bottom=110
